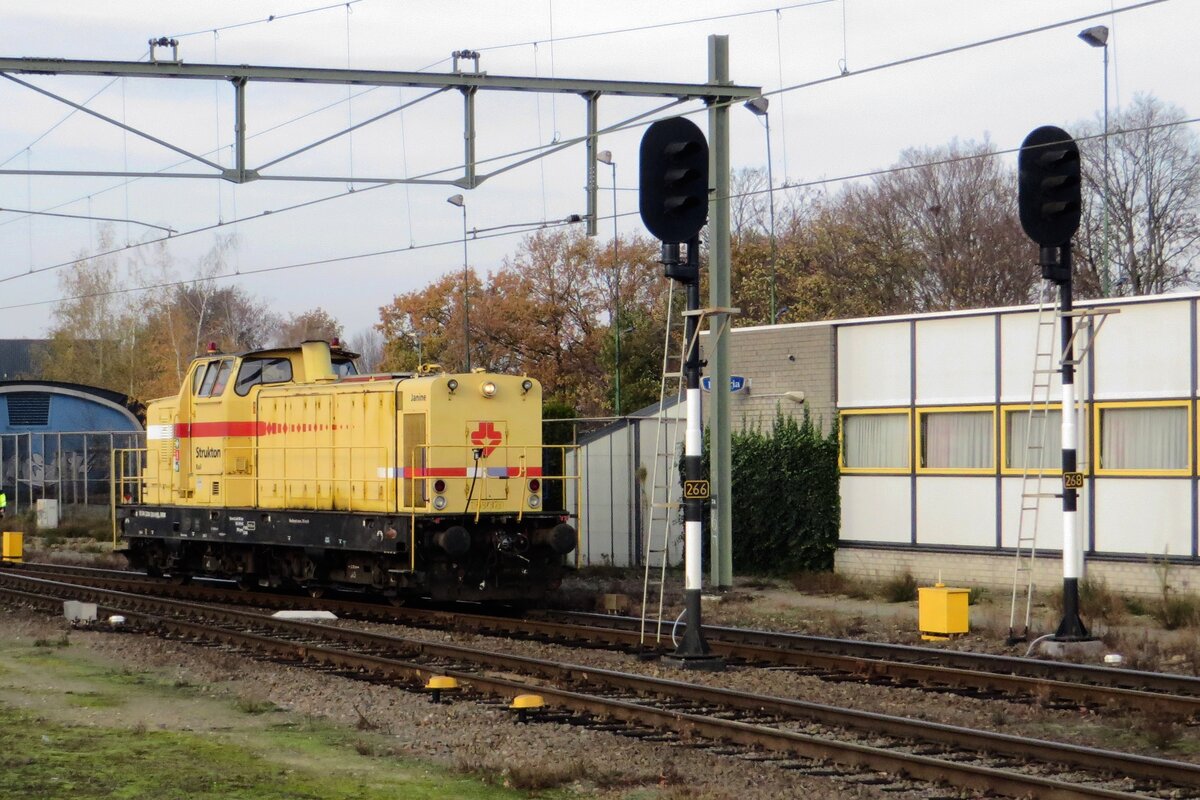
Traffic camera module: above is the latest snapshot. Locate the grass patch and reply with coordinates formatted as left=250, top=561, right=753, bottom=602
left=788, top=570, right=875, bottom=599
left=1154, top=594, right=1200, bottom=630
left=0, top=703, right=532, bottom=800
left=967, top=587, right=989, bottom=606
left=1046, top=577, right=1129, bottom=627
left=33, top=634, right=71, bottom=649
left=64, top=691, right=123, bottom=709
left=234, top=697, right=280, bottom=715
left=880, top=572, right=918, bottom=603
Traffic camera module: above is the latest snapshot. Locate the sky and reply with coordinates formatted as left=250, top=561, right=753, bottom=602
left=0, top=0, right=1195, bottom=342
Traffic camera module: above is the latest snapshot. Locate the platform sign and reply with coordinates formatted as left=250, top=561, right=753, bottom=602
left=701, top=375, right=749, bottom=393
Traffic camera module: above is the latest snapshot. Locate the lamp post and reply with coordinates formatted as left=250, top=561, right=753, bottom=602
left=597, top=149, right=621, bottom=416
left=744, top=97, right=777, bottom=324
left=446, top=194, right=471, bottom=371
left=1079, top=24, right=1110, bottom=296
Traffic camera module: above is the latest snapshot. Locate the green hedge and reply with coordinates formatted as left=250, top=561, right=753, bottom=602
left=701, top=407, right=841, bottom=575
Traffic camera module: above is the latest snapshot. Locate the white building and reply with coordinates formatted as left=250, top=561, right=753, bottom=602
left=575, top=291, right=1200, bottom=596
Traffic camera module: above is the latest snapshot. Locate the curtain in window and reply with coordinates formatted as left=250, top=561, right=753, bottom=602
left=1006, top=410, right=1063, bottom=470
left=922, top=411, right=992, bottom=469
left=1100, top=406, right=1188, bottom=470
left=844, top=414, right=908, bottom=468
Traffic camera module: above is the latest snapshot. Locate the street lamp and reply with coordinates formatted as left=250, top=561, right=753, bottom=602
left=1079, top=24, right=1110, bottom=295
left=743, top=96, right=778, bottom=324
left=597, top=149, right=622, bottom=416
left=446, top=194, right=471, bottom=371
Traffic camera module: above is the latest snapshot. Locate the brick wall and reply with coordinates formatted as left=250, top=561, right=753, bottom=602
left=700, top=322, right=836, bottom=434
left=836, top=546, right=1200, bottom=598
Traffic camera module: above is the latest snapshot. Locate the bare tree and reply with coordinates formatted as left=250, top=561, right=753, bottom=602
left=272, top=308, right=342, bottom=347
left=1076, top=94, right=1200, bottom=296
left=347, top=326, right=385, bottom=373
left=860, top=139, right=1034, bottom=311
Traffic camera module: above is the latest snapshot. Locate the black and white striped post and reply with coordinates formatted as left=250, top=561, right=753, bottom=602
left=1019, top=126, right=1090, bottom=642
left=672, top=241, right=722, bottom=667
left=1048, top=244, right=1088, bottom=640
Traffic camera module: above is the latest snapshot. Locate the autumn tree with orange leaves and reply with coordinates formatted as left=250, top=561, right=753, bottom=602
left=378, top=228, right=666, bottom=416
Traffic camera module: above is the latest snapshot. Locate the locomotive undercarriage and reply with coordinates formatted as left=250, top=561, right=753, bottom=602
left=118, top=505, right=576, bottom=604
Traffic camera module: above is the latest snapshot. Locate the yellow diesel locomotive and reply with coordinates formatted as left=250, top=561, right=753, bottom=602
left=115, top=340, right=578, bottom=603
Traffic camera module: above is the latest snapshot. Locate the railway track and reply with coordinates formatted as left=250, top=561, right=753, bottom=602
left=0, top=569, right=1197, bottom=799
left=8, top=561, right=1200, bottom=719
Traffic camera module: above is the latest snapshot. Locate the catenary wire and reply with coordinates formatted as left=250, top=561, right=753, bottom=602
left=0, top=0, right=1176, bottom=294
left=3, top=111, right=1195, bottom=314
left=166, top=1, right=366, bottom=40
left=0, top=217, right=582, bottom=311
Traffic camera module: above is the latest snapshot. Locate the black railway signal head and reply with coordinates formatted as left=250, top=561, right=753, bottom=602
left=639, top=117, right=709, bottom=244
left=1018, top=125, right=1082, bottom=248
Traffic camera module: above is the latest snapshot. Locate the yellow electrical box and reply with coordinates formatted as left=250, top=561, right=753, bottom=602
left=918, top=583, right=969, bottom=640
left=2, top=532, right=23, bottom=564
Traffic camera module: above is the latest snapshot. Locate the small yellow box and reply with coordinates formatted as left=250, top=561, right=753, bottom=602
left=2, top=532, right=23, bottom=564
left=918, top=583, right=969, bottom=639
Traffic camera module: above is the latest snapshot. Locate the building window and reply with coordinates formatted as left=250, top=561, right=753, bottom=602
left=918, top=408, right=994, bottom=473
left=1003, top=407, right=1063, bottom=472
left=1096, top=403, right=1189, bottom=474
left=841, top=411, right=909, bottom=472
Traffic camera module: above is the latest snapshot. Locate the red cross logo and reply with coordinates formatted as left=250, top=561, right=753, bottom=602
left=470, top=421, right=503, bottom=457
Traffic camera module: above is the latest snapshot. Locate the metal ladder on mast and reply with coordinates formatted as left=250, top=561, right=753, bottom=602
left=640, top=280, right=687, bottom=649
left=1009, top=281, right=1059, bottom=641
left=1009, top=288, right=1119, bottom=641
left=638, top=283, right=737, bottom=649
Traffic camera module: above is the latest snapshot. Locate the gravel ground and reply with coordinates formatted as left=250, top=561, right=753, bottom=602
left=328, top=611, right=1199, bottom=765
left=9, top=550, right=1200, bottom=796
left=0, top=609, right=920, bottom=800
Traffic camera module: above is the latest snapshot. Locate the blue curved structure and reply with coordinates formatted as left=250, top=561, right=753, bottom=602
left=0, top=381, right=143, bottom=513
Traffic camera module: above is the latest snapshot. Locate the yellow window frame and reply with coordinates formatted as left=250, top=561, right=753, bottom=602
left=999, top=404, right=1071, bottom=476
left=838, top=407, right=912, bottom=474
left=915, top=405, right=996, bottom=475
left=1092, top=400, right=1192, bottom=476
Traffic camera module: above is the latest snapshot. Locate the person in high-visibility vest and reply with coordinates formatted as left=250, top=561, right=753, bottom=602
left=0, top=490, right=6, bottom=519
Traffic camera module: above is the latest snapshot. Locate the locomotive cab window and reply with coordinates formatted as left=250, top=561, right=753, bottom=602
left=210, top=360, right=234, bottom=396
left=332, top=359, right=358, bottom=378
left=236, top=357, right=294, bottom=396
left=197, top=358, right=234, bottom=398
left=193, top=361, right=214, bottom=395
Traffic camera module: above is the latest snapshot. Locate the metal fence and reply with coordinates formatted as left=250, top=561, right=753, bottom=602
left=1, top=431, right=145, bottom=514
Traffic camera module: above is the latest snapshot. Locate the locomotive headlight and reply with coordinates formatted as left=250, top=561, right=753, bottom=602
left=447, top=379, right=459, bottom=393
left=520, top=379, right=533, bottom=394
left=480, top=380, right=497, bottom=398
left=528, top=494, right=541, bottom=509
left=433, top=495, right=448, bottom=510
